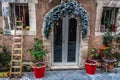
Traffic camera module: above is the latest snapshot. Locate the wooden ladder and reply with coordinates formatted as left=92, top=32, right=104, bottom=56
left=10, top=18, right=23, bottom=77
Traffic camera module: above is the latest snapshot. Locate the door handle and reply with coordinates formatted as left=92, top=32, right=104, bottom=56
left=63, top=38, right=65, bottom=43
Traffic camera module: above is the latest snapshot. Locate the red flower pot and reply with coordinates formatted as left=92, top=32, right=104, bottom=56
left=32, top=63, right=46, bottom=78
left=84, top=60, right=98, bottom=75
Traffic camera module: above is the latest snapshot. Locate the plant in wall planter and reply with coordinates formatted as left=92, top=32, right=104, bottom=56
left=27, top=38, right=47, bottom=78
left=103, top=32, right=113, bottom=47
left=84, top=47, right=98, bottom=75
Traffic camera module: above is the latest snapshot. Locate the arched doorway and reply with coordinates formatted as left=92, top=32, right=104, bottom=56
left=52, top=17, right=80, bottom=66
left=43, top=1, right=89, bottom=68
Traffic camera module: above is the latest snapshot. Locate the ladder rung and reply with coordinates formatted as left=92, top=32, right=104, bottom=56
left=13, top=42, right=22, bottom=45
left=15, top=32, right=23, bottom=34
left=15, top=33, right=23, bottom=35
left=16, top=31, right=23, bottom=33
left=15, top=26, right=23, bottom=28
left=14, top=37, right=21, bottom=39
left=16, top=33, right=22, bottom=36
left=12, top=60, right=22, bottom=62
left=15, top=31, right=23, bottom=34
left=13, top=48, right=22, bottom=50
left=12, top=66, right=21, bottom=68
left=11, top=72, right=21, bottom=74
left=13, top=54, right=21, bottom=56
left=13, top=43, right=22, bottom=45
left=14, top=35, right=23, bottom=39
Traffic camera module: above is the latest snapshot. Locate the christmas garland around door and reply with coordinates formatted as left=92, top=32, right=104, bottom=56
left=44, top=1, right=89, bottom=38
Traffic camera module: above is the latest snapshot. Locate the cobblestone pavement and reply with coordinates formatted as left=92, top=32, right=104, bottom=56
left=1, top=68, right=120, bottom=80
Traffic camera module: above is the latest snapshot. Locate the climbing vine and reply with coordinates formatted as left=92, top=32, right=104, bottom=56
left=44, top=1, right=89, bottom=38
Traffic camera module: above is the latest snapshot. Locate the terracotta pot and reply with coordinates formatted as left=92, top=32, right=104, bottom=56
left=32, top=62, right=46, bottom=78
left=84, top=60, right=98, bottom=75
left=108, top=62, right=115, bottom=70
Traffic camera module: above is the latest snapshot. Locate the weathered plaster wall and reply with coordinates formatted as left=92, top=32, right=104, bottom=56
left=35, top=0, right=60, bottom=38
left=78, top=0, right=97, bottom=48
left=0, top=0, right=97, bottom=68
left=76, top=0, right=96, bottom=65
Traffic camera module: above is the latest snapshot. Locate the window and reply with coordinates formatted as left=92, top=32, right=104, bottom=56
left=10, top=3, right=29, bottom=30
left=2, top=1, right=36, bottom=35
left=101, top=7, right=118, bottom=32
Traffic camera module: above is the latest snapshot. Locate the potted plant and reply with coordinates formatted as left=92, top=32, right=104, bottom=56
left=101, top=32, right=120, bottom=72
left=102, top=45, right=120, bottom=72
left=0, top=45, right=11, bottom=78
left=27, top=38, right=47, bottom=78
left=84, top=47, right=98, bottom=74
left=102, top=45, right=117, bottom=72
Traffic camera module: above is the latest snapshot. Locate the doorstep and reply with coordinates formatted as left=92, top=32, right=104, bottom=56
left=50, top=65, right=80, bottom=70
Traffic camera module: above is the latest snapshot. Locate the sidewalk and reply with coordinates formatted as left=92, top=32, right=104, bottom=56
left=1, top=68, right=120, bottom=80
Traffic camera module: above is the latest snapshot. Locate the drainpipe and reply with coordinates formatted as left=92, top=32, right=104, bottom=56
left=1, top=0, right=11, bottom=35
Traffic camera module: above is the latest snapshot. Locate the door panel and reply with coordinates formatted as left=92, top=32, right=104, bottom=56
left=53, top=19, right=62, bottom=62
left=68, top=18, right=77, bottom=62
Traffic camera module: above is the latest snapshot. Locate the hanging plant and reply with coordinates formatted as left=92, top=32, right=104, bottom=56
left=43, top=1, right=89, bottom=38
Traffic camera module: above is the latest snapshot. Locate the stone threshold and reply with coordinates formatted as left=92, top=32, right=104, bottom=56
left=50, top=65, right=81, bottom=70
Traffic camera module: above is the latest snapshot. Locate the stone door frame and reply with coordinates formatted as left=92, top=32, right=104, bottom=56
left=42, top=5, right=89, bottom=69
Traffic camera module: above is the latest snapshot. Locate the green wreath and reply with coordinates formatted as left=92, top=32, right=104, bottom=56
left=44, top=1, right=89, bottom=38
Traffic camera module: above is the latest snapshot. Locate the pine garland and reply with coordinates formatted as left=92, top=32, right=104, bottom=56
left=44, top=1, right=89, bottom=38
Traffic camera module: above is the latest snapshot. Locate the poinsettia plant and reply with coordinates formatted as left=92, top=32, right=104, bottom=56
left=86, top=47, right=99, bottom=63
